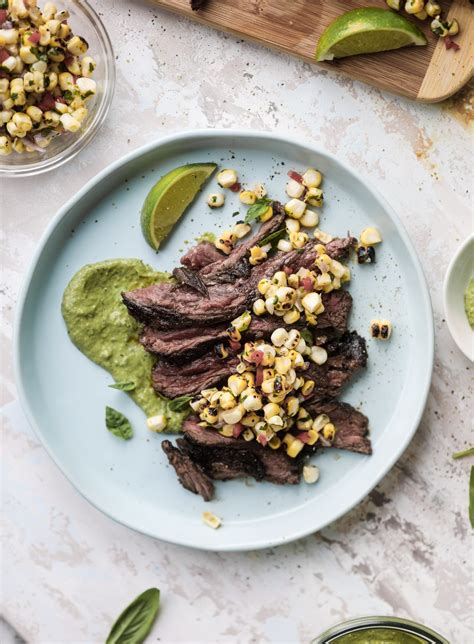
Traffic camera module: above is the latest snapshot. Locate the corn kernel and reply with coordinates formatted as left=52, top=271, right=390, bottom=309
left=217, top=168, right=238, bottom=188
left=303, top=464, right=320, bottom=484
left=287, top=438, right=304, bottom=458
left=323, top=423, right=336, bottom=441
left=360, top=227, right=382, bottom=246
left=302, top=168, right=322, bottom=188
left=207, top=192, right=225, bottom=208
left=302, top=380, right=315, bottom=396
left=202, top=511, right=221, bottom=529
left=240, top=190, right=256, bottom=205
left=146, top=414, right=167, bottom=432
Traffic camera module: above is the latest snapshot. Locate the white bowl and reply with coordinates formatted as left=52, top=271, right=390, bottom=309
left=443, top=235, right=474, bottom=362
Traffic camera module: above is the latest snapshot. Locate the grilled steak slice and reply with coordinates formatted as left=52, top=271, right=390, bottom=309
left=181, top=242, right=223, bottom=271
left=162, top=440, right=214, bottom=501
left=325, top=236, right=357, bottom=260
left=305, top=398, right=371, bottom=455
left=172, top=266, right=209, bottom=296
left=181, top=419, right=302, bottom=485
left=305, top=331, right=367, bottom=399
left=152, top=353, right=239, bottom=398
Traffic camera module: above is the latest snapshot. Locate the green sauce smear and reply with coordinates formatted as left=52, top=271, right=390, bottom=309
left=334, top=629, right=427, bottom=643
left=464, top=276, right=474, bottom=329
left=61, top=258, right=185, bottom=433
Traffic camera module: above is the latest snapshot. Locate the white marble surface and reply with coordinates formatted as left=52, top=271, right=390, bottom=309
left=1, top=1, right=473, bottom=642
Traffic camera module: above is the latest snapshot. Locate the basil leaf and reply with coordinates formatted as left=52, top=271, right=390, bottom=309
left=244, top=198, right=272, bottom=224
left=470, top=467, right=474, bottom=529
left=300, top=329, right=314, bottom=346
left=109, top=381, right=136, bottom=392
left=106, top=588, right=160, bottom=644
left=259, top=228, right=287, bottom=248
left=452, top=446, right=474, bottom=459
left=168, top=395, right=193, bottom=413
left=105, top=406, right=133, bottom=440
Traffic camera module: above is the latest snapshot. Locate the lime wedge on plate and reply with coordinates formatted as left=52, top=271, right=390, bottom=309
left=141, top=162, right=217, bottom=250
left=316, top=8, right=427, bottom=61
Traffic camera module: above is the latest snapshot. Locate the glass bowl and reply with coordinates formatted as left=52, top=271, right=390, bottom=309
left=312, top=616, right=449, bottom=643
left=0, top=0, right=115, bottom=177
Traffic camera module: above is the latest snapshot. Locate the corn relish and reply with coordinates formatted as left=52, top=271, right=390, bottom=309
left=0, top=0, right=97, bottom=155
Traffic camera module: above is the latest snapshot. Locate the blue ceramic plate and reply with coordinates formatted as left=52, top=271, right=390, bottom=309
left=14, top=131, right=433, bottom=551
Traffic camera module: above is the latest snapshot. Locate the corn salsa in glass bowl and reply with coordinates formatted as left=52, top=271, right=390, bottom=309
left=0, top=0, right=114, bottom=176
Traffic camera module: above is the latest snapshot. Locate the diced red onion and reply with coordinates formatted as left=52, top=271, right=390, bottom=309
left=28, top=31, right=40, bottom=44
left=229, top=182, right=241, bottom=193
left=255, top=367, right=264, bottom=387
left=283, top=265, right=292, bottom=276
left=229, top=340, right=241, bottom=352
left=287, top=170, right=303, bottom=183
left=249, top=349, right=264, bottom=365
left=445, top=37, right=460, bottom=51
left=297, top=432, right=310, bottom=443
left=37, top=91, right=56, bottom=111
left=232, top=423, right=244, bottom=439
left=302, top=277, right=313, bottom=291
left=257, top=434, right=267, bottom=446
left=0, top=10, right=8, bottom=23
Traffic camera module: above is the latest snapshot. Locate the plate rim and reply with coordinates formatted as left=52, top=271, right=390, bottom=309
left=13, top=129, right=434, bottom=551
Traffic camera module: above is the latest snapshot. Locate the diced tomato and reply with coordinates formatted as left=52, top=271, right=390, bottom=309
left=37, top=91, right=56, bottom=111
left=229, top=182, right=241, bottom=193
left=229, top=340, right=241, bottom=352
left=257, top=434, right=268, bottom=446
left=28, top=31, right=40, bottom=44
left=298, top=432, right=310, bottom=443
left=287, top=170, right=303, bottom=183
left=249, top=349, right=264, bottom=365
left=302, top=277, right=313, bottom=291
left=283, top=265, right=292, bottom=275
left=232, top=423, right=244, bottom=439
left=445, top=37, right=460, bottom=51
left=255, top=366, right=264, bottom=387
left=0, top=10, right=8, bottom=23
left=0, top=48, right=9, bottom=64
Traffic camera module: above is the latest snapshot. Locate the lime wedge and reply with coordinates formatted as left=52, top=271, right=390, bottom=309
left=141, top=162, right=217, bottom=250
left=316, top=8, right=427, bottom=62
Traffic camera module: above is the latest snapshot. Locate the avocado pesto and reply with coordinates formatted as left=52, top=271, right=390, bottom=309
left=464, top=277, right=474, bottom=329
left=196, top=231, right=216, bottom=243
left=332, top=629, right=427, bottom=643
left=61, top=259, right=184, bottom=432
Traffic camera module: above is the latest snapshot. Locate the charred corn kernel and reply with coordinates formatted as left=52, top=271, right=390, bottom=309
left=47, top=46, right=64, bottom=62
left=6, top=121, right=22, bottom=138
left=275, top=286, right=296, bottom=310
left=218, top=424, right=235, bottom=438
left=290, top=350, right=305, bottom=369
left=0, top=110, right=12, bottom=123
left=262, top=368, right=276, bottom=381
left=284, top=329, right=301, bottom=350
left=301, top=292, right=322, bottom=314
left=370, top=319, right=381, bottom=339
left=303, top=464, right=320, bottom=484
left=306, top=429, right=320, bottom=446
left=201, top=405, right=220, bottom=425
left=19, top=45, right=37, bottom=63
left=286, top=217, right=300, bottom=233
left=302, top=380, right=315, bottom=396
left=430, top=16, right=449, bottom=36
left=80, top=55, right=96, bottom=78
left=252, top=298, right=266, bottom=316
left=293, top=376, right=305, bottom=390
left=330, top=259, right=346, bottom=279
left=201, top=388, right=218, bottom=401
left=45, top=18, right=60, bottom=35
left=76, top=77, right=96, bottom=98
left=323, top=423, right=336, bottom=441
left=289, top=231, right=308, bottom=249
left=287, top=438, right=304, bottom=458
left=38, top=24, right=51, bottom=46
left=386, top=0, right=401, bottom=9
left=263, top=402, right=281, bottom=419
left=300, top=209, right=319, bottom=228
left=146, top=414, right=167, bottom=432
left=43, top=110, right=60, bottom=127
left=241, top=412, right=259, bottom=428
left=3, top=98, right=13, bottom=110
left=239, top=190, right=256, bottom=205
left=0, top=136, right=12, bottom=155
left=217, top=168, right=237, bottom=188
left=215, top=343, right=229, bottom=360
left=59, top=24, right=71, bottom=40
left=271, top=327, right=289, bottom=347
left=277, top=239, right=292, bottom=252
left=60, top=113, right=81, bottom=133
left=287, top=273, right=299, bottom=289
left=25, top=105, right=42, bottom=123
left=283, top=308, right=301, bottom=325
left=0, top=79, right=8, bottom=94
left=215, top=235, right=233, bottom=255
left=231, top=311, right=251, bottom=333
left=202, top=511, right=221, bottom=529
left=302, top=168, right=322, bottom=188
left=243, top=428, right=255, bottom=441
left=30, top=59, right=47, bottom=73
left=271, top=271, right=287, bottom=287
left=43, top=3, right=58, bottom=20
left=414, top=8, right=427, bottom=19
left=286, top=396, right=300, bottom=417
left=258, top=278, right=272, bottom=295
left=254, top=183, right=267, bottom=199
left=310, top=346, right=328, bottom=366
left=265, top=295, right=276, bottom=315
left=448, top=19, right=459, bottom=35
left=232, top=223, right=251, bottom=239
left=67, top=35, right=89, bottom=56
left=341, top=266, right=351, bottom=283
left=249, top=245, right=267, bottom=265
left=295, top=338, right=307, bottom=354
left=44, top=72, right=58, bottom=90
left=190, top=397, right=207, bottom=413
left=425, top=0, right=440, bottom=17
left=317, top=272, right=331, bottom=288
left=207, top=192, right=225, bottom=208
left=404, top=0, right=424, bottom=14
left=259, top=205, right=274, bottom=222
left=286, top=178, right=305, bottom=199
left=242, top=391, right=263, bottom=412
left=274, top=355, right=292, bottom=375
left=379, top=319, right=392, bottom=340
left=54, top=101, right=69, bottom=114
left=314, top=229, right=333, bottom=244
left=71, top=107, right=88, bottom=123
left=31, top=71, right=44, bottom=93
left=305, top=187, right=323, bottom=207
left=283, top=433, right=295, bottom=447
left=219, top=391, right=236, bottom=410
left=285, top=198, right=306, bottom=219
left=269, top=436, right=282, bottom=449
left=11, top=0, right=29, bottom=18
left=360, top=227, right=382, bottom=246
left=261, top=344, right=276, bottom=366
left=12, top=112, right=32, bottom=132
left=268, top=415, right=284, bottom=430
left=228, top=374, right=247, bottom=397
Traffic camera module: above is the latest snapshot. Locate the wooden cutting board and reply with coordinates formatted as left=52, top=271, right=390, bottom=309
left=150, top=0, right=473, bottom=102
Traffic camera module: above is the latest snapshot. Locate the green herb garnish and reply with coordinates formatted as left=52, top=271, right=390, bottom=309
left=452, top=446, right=474, bottom=460
left=244, top=198, right=272, bottom=224
left=105, top=406, right=133, bottom=440
left=106, top=588, right=160, bottom=644
left=259, top=228, right=287, bottom=247
left=62, top=89, right=75, bottom=102
left=109, top=381, right=136, bottom=392
left=301, top=329, right=314, bottom=346
left=168, top=395, right=193, bottom=413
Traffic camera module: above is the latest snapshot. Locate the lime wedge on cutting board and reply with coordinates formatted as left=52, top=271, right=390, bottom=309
left=141, top=162, right=217, bottom=250
left=316, top=8, right=427, bottom=62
